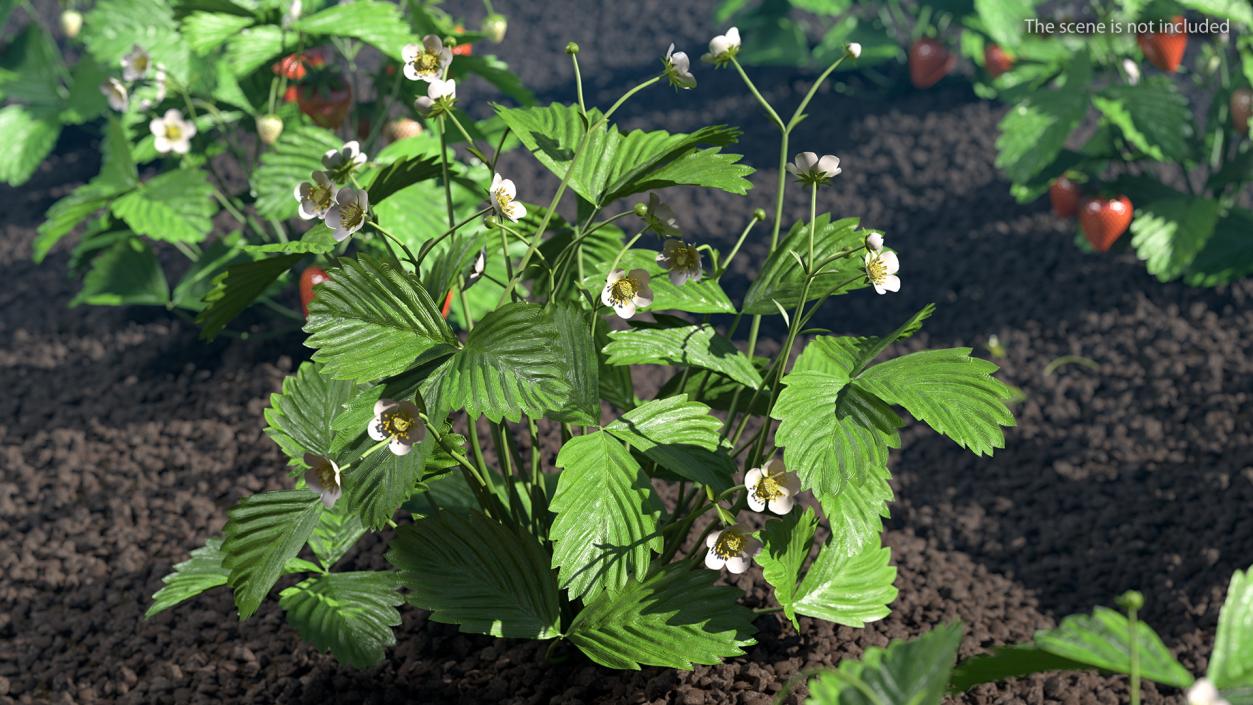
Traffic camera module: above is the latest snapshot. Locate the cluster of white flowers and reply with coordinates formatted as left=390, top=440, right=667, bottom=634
left=101, top=45, right=177, bottom=150
left=292, top=141, right=371, bottom=241
left=403, top=36, right=458, bottom=117
left=703, top=459, right=803, bottom=574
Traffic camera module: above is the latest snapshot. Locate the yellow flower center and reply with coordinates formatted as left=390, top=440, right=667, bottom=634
left=134, top=55, right=149, bottom=73
left=339, top=201, right=365, bottom=229
left=866, top=255, right=888, bottom=284
left=310, top=184, right=334, bottom=212
left=609, top=277, right=638, bottom=304
left=164, top=122, right=182, bottom=140
left=379, top=409, right=414, bottom=438
left=753, top=472, right=784, bottom=503
left=414, top=52, right=441, bottom=75
left=670, top=245, right=698, bottom=269
left=712, top=531, right=747, bottom=560
left=494, top=189, right=514, bottom=212
left=314, top=463, right=338, bottom=489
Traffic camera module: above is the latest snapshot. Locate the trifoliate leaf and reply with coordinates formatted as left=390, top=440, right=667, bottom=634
left=1129, top=196, right=1220, bottom=282
left=251, top=124, right=343, bottom=220
left=279, top=571, right=404, bottom=669
left=146, top=537, right=230, bottom=618
left=792, top=538, right=897, bottom=627
left=264, top=362, right=365, bottom=465
left=1209, top=565, right=1253, bottom=691
left=756, top=507, right=819, bottom=628
left=806, top=623, right=962, bottom=705
left=0, top=105, right=59, bottom=187
left=305, top=254, right=457, bottom=383
left=605, top=395, right=737, bottom=490
left=197, top=253, right=301, bottom=340
left=1034, top=607, right=1193, bottom=688
left=111, top=169, right=216, bottom=243
left=603, top=324, right=761, bottom=389
left=568, top=562, right=757, bottom=670
left=743, top=215, right=872, bottom=315
left=550, top=431, right=663, bottom=600
left=222, top=489, right=324, bottom=619
left=387, top=509, right=562, bottom=639
left=345, top=440, right=428, bottom=531
left=71, top=238, right=169, bottom=307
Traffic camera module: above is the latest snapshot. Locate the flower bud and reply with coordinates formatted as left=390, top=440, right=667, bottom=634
left=483, top=14, right=508, bottom=44
left=1115, top=590, right=1144, bottom=612
left=633, top=202, right=649, bottom=217
left=256, top=114, right=284, bottom=145
left=565, top=42, right=580, bottom=55
left=753, top=208, right=766, bottom=221
left=483, top=214, right=498, bottom=228
left=865, top=233, right=884, bottom=252
left=60, top=10, right=83, bottom=38
left=847, top=42, right=862, bottom=59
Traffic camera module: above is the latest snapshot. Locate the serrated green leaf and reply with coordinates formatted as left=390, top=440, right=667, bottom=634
left=387, top=509, right=561, bottom=639
left=549, top=303, right=600, bottom=424
left=0, top=105, right=59, bottom=186
left=604, top=324, right=761, bottom=389
left=0, top=24, right=64, bottom=108
left=308, top=502, right=367, bottom=570
left=819, top=462, right=893, bottom=559
left=1208, top=565, right=1253, bottom=690
left=605, top=395, right=737, bottom=491
left=81, top=0, right=190, bottom=83
left=854, top=348, right=1016, bottom=456
left=756, top=507, right=819, bottom=628
left=247, top=225, right=338, bottom=255
left=1093, top=77, right=1192, bottom=162
left=366, top=154, right=444, bottom=205
left=1034, top=607, right=1192, bottom=688
left=34, top=182, right=114, bottom=262
left=550, top=431, right=662, bottom=600
left=1184, top=208, right=1253, bottom=287
left=111, top=169, right=215, bottom=243
left=793, top=539, right=897, bottom=627
left=996, top=87, right=1087, bottom=184
left=279, top=571, right=403, bottom=668
left=1129, top=196, right=1220, bottom=282
left=197, top=253, right=301, bottom=340
left=222, top=489, right=324, bottom=619
left=975, top=0, right=1033, bottom=48
left=294, top=1, right=416, bottom=61
left=1177, top=0, right=1252, bottom=26
left=583, top=249, right=736, bottom=314
left=224, top=25, right=286, bottom=76
left=420, top=303, right=570, bottom=422
left=251, top=124, right=343, bottom=220
left=743, top=215, right=871, bottom=315
left=568, top=562, right=757, bottom=670
left=181, top=11, right=256, bottom=54
left=807, top=624, right=962, bottom=705
left=305, top=254, right=456, bottom=383
left=948, top=645, right=1099, bottom=692
left=71, top=238, right=169, bottom=307
left=264, top=362, right=365, bottom=465
left=146, top=537, right=230, bottom=617
left=345, top=441, right=427, bottom=531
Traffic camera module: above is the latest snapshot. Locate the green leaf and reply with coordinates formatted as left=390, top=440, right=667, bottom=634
left=0, top=105, right=59, bottom=186
left=81, top=0, right=190, bottom=83
left=1034, top=607, right=1193, bottom=688
left=222, top=489, right=324, bottom=619
left=294, top=1, right=416, bottom=61
left=793, top=539, right=897, bottom=627
left=1176, top=0, right=1252, bottom=27
left=0, top=24, right=64, bottom=107
left=604, top=324, right=761, bottom=389
left=308, top=502, right=367, bottom=570
left=197, top=254, right=301, bottom=340
left=1093, top=77, right=1192, bottom=162
left=181, top=11, right=256, bottom=54
left=806, top=623, right=962, bottom=705
left=1184, top=208, right=1253, bottom=287
left=549, top=303, right=600, bottom=424
left=583, top=249, right=736, bottom=314
left=305, top=254, right=456, bottom=383
left=974, top=0, right=1033, bottom=48
left=550, top=431, right=663, bottom=600
left=1129, top=196, right=1221, bottom=282
left=742, top=215, right=871, bottom=315
left=224, top=25, right=286, bottom=76
left=71, top=238, right=169, bottom=307
left=996, top=87, right=1088, bottom=184
left=495, top=102, right=752, bottom=205
left=251, top=124, right=343, bottom=220
left=264, top=362, right=364, bottom=465
left=948, top=645, right=1093, bottom=692
left=420, top=303, right=571, bottom=422
left=247, top=224, right=338, bottom=256
left=34, top=182, right=114, bottom=262
left=111, top=169, right=216, bottom=243
left=345, top=442, right=426, bottom=531
left=605, top=395, right=737, bottom=491
left=146, top=537, right=230, bottom=617
left=568, top=562, right=757, bottom=670
left=279, top=571, right=403, bottom=669
left=1207, top=565, right=1253, bottom=690
left=819, top=462, right=893, bottom=559
left=387, top=509, right=561, bottom=639
left=97, top=118, right=139, bottom=191
left=365, top=154, right=444, bottom=205
left=756, top=508, right=819, bottom=628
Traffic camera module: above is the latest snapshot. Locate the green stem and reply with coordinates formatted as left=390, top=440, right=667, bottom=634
left=571, top=53, right=587, bottom=117
left=807, top=183, right=818, bottom=268
left=729, top=58, right=785, bottom=130
left=607, top=228, right=648, bottom=273
left=786, top=52, right=852, bottom=132
left=370, top=222, right=422, bottom=270
left=1128, top=606, right=1141, bottom=705
left=715, top=213, right=763, bottom=276
left=438, top=117, right=456, bottom=229
left=412, top=207, right=494, bottom=266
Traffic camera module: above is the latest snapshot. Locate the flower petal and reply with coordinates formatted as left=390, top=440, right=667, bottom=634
left=768, top=495, right=795, bottom=515
left=725, top=556, right=750, bottom=574
left=389, top=437, right=413, bottom=456
left=704, top=550, right=726, bottom=570
left=746, top=493, right=766, bottom=512
left=880, top=251, right=899, bottom=274
left=881, top=275, right=901, bottom=292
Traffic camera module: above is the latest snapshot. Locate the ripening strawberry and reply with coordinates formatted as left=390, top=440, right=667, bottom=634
left=1079, top=196, right=1133, bottom=253
left=1049, top=176, right=1081, bottom=218
left=1136, top=16, right=1187, bottom=73
left=984, top=44, right=1013, bottom=78
left=299, top=266, right=330, bottom=317
left=909, top=38, right=955, bottom=89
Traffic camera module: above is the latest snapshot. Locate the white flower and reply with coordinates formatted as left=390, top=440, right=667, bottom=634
left=702, top=27, right=741, bottom=65
left=704, top=523, right=761, bottom=574
left=656, top=239, right=703, bottom=286
left=744, top=458, right=801, bottom=515
left=322, top=140, right=368, bottom=179
left=368, top=399, right=426, bottom=456
left=865, top=232, right=884, bottom=252
left=303, top=452, right=342, bottom=509
left=490, top=172, right=527, bottom=222
left=1122, top=58, right=1141, bottom=85
left=664, top=44, right=696, bottom=89
left=864, top=250, right=900, bottom=295
left=1187, top=679, right=1230, bottom=705
left=149, top=109, right=196, bottom=155
left=100, top=77, right=128, bottom=112
left=465, top=248, right=487, bottom=288
left=402, top=35, right=453, bottom=82
left=122, top=45, right=151, bottom=81
left=601, top=269, right=654, bottom=319
left=415, top=77, right=457, bottom=117
left=848, top=42, right=862, bottom=59
left=787, top=152, right=841, bottom=186
left=324, top=186, right=369, bottom=241
left=293, top=171, right=336, bottom=220
left=643, top=193, right=681, bottom=237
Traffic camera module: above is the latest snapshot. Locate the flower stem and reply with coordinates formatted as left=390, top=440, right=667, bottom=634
left=571, top=53, right=587, bottom=118
left=607, top=228, right=648, bottom=273
left=715, top=213, right=763, bottom=277
left=808, top=182, right=818, bottom=268
left=729, top=58, right=785, bottom=130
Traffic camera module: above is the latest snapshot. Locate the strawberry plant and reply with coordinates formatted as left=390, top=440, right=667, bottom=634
left=134, top=22, right=1021, bottom=672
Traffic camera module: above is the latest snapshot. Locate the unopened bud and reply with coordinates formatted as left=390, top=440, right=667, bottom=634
left=256, top=114, right=284, bottom=145
left=1115, top=590, right=1144, bottom=612
left=633, top=202, right=649, bottom=217
left=60, top=10, right=83, bottom=38
left=865, top=233, right=884, bottom=252
left=565, top=42, right=580, bottom=56
left=753, top=208, right=766, bottom=221
left=847, top=42, right=862, bottom=59
left=483, top=14, right=508, bottom=44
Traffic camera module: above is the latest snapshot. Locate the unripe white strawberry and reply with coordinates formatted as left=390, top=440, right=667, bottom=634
left=61, top=10, right=83, bottom=38
left=385, top=118, right=423, bottom=142
left=256, top=114, right=284, bottom=145
left=483, top=14, right=507, bottom=44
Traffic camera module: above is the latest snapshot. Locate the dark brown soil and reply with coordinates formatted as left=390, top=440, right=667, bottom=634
left=3, top=1, right=1252, bottom=703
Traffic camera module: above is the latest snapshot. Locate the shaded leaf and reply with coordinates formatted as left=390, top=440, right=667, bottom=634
left=222, top=489, right=324, bottom=619
left=146, top=537, right=230, bottom=617
left=279, top=571, right=403, bottom=668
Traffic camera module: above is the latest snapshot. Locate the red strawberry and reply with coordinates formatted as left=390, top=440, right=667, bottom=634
left=1136, top=16, right=1187, bottom=73
left=1079, top=196, right=1133, bottom=252
left=984, top=44, right=1014, bottom=78
left=441, top=289, right=455, bottom=318
left=295, top=79, right=352, bottom=129
left=1049, top=176, right=1081, bottom=218
left=1232, top=88, right=1252, bottom=136
left=909, top=38, right=955, bottom=89
left=272, top=48, right=329, bottom=81
left=299, top=266, right=330, bottom=317
left=452, top=25, right=473, bottom=56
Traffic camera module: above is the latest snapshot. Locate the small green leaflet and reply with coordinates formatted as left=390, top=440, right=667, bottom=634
left=1129, top=196, right=1221, bottom=282
left=222, top=489, right=324, bottom=620
left=294, top=1, right=417, bottom=61
left=264, top=362, right=365, bottom=466
left=71, top=238, right=169, bottom=307
left=791, top=539, right=897, bottom=627
left=111, top=168, right=216, bottom=243
left=345, top=438, right=428, bottom=531
left=567, top=562, right=757, bottom=670
left=949, top=645, right=1091, bottom=692
left=550, top=431, right=663, bottom=600
left=549, top=303, right=601, bottom=425
left=996, top=86, right=1088, bottom=184
left=604, top=395, right=737, bottom=491
left=756, top=508, right=819, bottom=628
left=279, top=571, right=404, bottom=669
left=1209, top=565, right=1253, bottom=691
left=146, top=537, right=230, bottom=618
left=180, top=12, right=256, bottom=54
left=0, top=105, right=59, bottom=187
left=807, top=623, right=963, bottom=705
left=1093, top=77, right=1192, bottom=163
left=603, top=324, right=761, bottom=389
left=1033, top=607, right=1193, bottom=688
left=742, top=215, right=871, bottom=315
left=197, top=254, right=302, bottom=340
